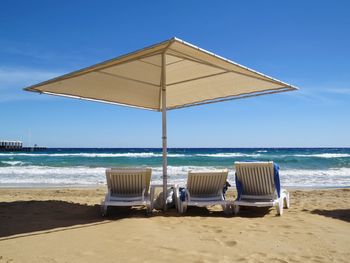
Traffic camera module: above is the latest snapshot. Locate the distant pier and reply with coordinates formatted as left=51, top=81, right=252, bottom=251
left=0, top=140, right=47, bottom=152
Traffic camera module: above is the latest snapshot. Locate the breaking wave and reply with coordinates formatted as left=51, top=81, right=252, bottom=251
left=0, top=152, right=186, bottom=158
left=0, top=165, right=349, bottom=188
left=294, top=153, right=350, bottom=158
left=195, top=153, right=261, bottom=158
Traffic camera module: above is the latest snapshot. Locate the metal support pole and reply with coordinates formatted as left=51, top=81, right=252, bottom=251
left=161, top=52, right=167, bottom=211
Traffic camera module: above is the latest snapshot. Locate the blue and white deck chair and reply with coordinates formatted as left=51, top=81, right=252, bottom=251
left=101, top=168, right=152, bottom=216
left=234, top=162, right=290, bottom=216
left=175, top=170, right=230, bottom=214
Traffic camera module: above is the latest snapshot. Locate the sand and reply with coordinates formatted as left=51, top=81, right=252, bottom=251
left=0, top=187, right=349, bottom=263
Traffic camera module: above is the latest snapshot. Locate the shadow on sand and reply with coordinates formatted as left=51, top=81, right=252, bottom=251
left=0, top=201, right=277, bottom=240
left=0, top=200, right=148, bottom=239
left=152, top=205, right=273, bottom=218
left=311, top=209, right=350, bottom=223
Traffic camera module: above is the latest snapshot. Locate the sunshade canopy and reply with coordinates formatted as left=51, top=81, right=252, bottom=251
left=24, top=37, right=297, bottom=210
left=24, top=37, right=297, bottom=110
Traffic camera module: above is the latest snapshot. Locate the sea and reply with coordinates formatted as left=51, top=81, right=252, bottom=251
left=0, top=148, right=350, bottom=188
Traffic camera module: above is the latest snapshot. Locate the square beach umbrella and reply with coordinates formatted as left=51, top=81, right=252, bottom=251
left=24, top=37, right=297, bottom=210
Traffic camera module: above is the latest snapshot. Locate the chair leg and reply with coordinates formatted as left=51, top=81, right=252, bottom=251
left=222, top=204, right=232, bottom=215
left=146, top=201, right=152, bottom=214
left=182, top=202, right=187, bottom=213
left=284, top=192, right=290, bottom=209
left=176, top=201, right=182, bottom=213
left=177, top=199, right=184, bottom=213
left=175, top=187, right=181, bottom=213
left=233, top=204, right=240, bottom=215
left=222, top=204, right=227, bottom=214
left=101, top=202, right=108, bottom=216
left=277, top=199, right=283, bottom=216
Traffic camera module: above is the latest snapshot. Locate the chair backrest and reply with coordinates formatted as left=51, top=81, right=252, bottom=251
left=235, top=162, right=276, bottom=198
left=106, top=168, right=152, bottom=196
left=187, top=170, right=228, bottom=197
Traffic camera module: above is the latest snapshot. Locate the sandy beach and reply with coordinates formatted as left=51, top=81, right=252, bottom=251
left=0, top=187, right=349, bottom=263
left=1, top=0, right=350, bottom=262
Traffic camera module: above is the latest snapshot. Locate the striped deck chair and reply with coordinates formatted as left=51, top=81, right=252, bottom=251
left=234, top=162, right=290, bottom=216
left=175, top=169, right=230, bottom=214
left=101, top=168, right=152, bottom=216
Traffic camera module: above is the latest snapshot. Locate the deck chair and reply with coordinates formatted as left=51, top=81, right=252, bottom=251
left=101, top=167, right=152, bottom=215
left=234, top=161, right=290, bottom=216
left=175, top=169, right=230, bottom=214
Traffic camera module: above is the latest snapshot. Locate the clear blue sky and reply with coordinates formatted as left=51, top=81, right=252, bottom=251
left=1, top=0, right=349, bottom=147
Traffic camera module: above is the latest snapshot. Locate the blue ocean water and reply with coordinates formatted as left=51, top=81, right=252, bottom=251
left=0, top=148, right=350, bottom=188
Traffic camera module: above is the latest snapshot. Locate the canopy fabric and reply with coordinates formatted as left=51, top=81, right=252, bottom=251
left=24, top=37, right=297, bottom=110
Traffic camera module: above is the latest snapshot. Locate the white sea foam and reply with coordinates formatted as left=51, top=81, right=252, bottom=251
left=0, top=152, right=261, bottom=158
left=294, top=153, right=350, bottom=158
left=0, top=152, right=186, bottom=158
left=279, top=168, right=350, bottom=187
left=1, top=152, right=349, bottom=159
left=1, top=161, right=26, bottom=166
left=0, top=165, right=349, bottom=188
left=195, top=153, right=261, bottom=158
left=0, top=166, right=106, bottom=186
left=0, top=165, right=227, bottom=187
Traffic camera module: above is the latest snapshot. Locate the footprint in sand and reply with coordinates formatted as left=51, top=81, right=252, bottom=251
left=158, top=246, right=179, bottom=252
left=281, top=224, right=293, bottom=229
left=244, top=253, right=289, bottom=263
left=200, top=224, right=225, bottom=234
left=224, top=240, right=237, bottom=247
